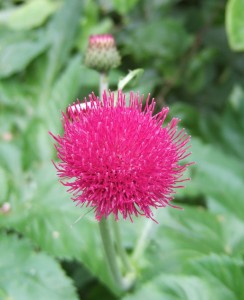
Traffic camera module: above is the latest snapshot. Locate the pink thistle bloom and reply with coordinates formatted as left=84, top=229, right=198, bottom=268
left=50, top=91, right=192, bottom=222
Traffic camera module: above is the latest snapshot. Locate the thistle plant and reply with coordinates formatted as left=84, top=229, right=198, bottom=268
left=50, top=34, right=192, bottom=293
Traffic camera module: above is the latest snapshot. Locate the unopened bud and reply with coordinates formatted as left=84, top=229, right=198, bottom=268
left=84, top=34, right=121, bottom=72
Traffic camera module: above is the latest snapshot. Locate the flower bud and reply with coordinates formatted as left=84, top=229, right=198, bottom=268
left=84, top=34, right=121, bottom=72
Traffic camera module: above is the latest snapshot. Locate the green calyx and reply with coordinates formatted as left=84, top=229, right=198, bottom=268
left=84, top=47, right=121, bottom=72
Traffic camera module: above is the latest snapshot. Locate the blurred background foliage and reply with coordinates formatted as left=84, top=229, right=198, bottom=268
left=0, top=0, right=244, bottom=299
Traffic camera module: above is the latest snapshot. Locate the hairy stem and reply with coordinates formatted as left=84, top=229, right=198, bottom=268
left=99, top=218, right=135, bottom=292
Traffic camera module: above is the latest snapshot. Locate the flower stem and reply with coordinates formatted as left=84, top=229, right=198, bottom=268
left=99, top=218, right=135, bottom=292
left=99, top=72, right=108, bottom=99
left=112, top=220, right=134, bottom=273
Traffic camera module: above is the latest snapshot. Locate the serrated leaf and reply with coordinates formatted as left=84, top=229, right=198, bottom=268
left=189, top=138, right=244, bottom=221
left=140, top=206, right=244, bottom=281
left=189, top=254, right=244, bottom=300
left=118, top=69, right=144, bottom=90
left=0, top=233, right=79, bottom=300
left=226, top=0, right=244, bottom=51
left=123, top=274, right=227, bottom=300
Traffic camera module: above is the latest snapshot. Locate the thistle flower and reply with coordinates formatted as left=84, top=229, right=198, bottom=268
left=84, top=34, right=121, bottom=72
left=50, top=91, right=192, bottom=222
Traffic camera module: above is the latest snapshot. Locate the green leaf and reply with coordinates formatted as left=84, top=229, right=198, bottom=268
left=0, top=163, right=116, bottom=294
left=0, top=233, right=79, bottom=300
left=221, top=86, right=244, bottom=160
left=0, top=77, right=29, bottom=106
left=50, top=55, right=82, bottom=106
left=189, top=138, right=244, bottom=221
left=122, top=69, right=161, bottom=96
left=198, top=85, right=244, bottom=161
left=184, top=48, right=217, bottom=94
left=35, top=0, right=83, bottom=123
left=112, top=0, right=139, bottom=15
left=0, top=143, right=22, bottom=175
left=123, top=274, right=227, bottom=300
left=0, top=0, right=58, bottom=30
left=21, top=119, right=53, bottom=169
left=169, top=103, right=201, bottom=137
left=0, top=31, right=48, bottom=78
left=122, top=19, right=193, bottom=63
left=140, top=206, right=244, bottom=281
left=189, top=254, right=244, bottom=300
left=118, top=69, right=144, bottom=91
left=44, top=0, right=82, bottom=88
left=47, top=55, right=82, bottom=131
left=226, top=0, right=244, bottom=51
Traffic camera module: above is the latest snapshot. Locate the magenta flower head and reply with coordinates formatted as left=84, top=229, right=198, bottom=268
left=50, top=91, right=192, bottom=222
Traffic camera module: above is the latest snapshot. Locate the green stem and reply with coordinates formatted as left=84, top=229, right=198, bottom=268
left=99, top=218, right=135, bottom=292
left=112, top=220, right=134, bottom=273
left=99, top=72, right=108, bottom=99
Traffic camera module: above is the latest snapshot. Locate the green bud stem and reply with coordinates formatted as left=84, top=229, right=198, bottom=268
left=99, top=72, right=108, bottom=99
